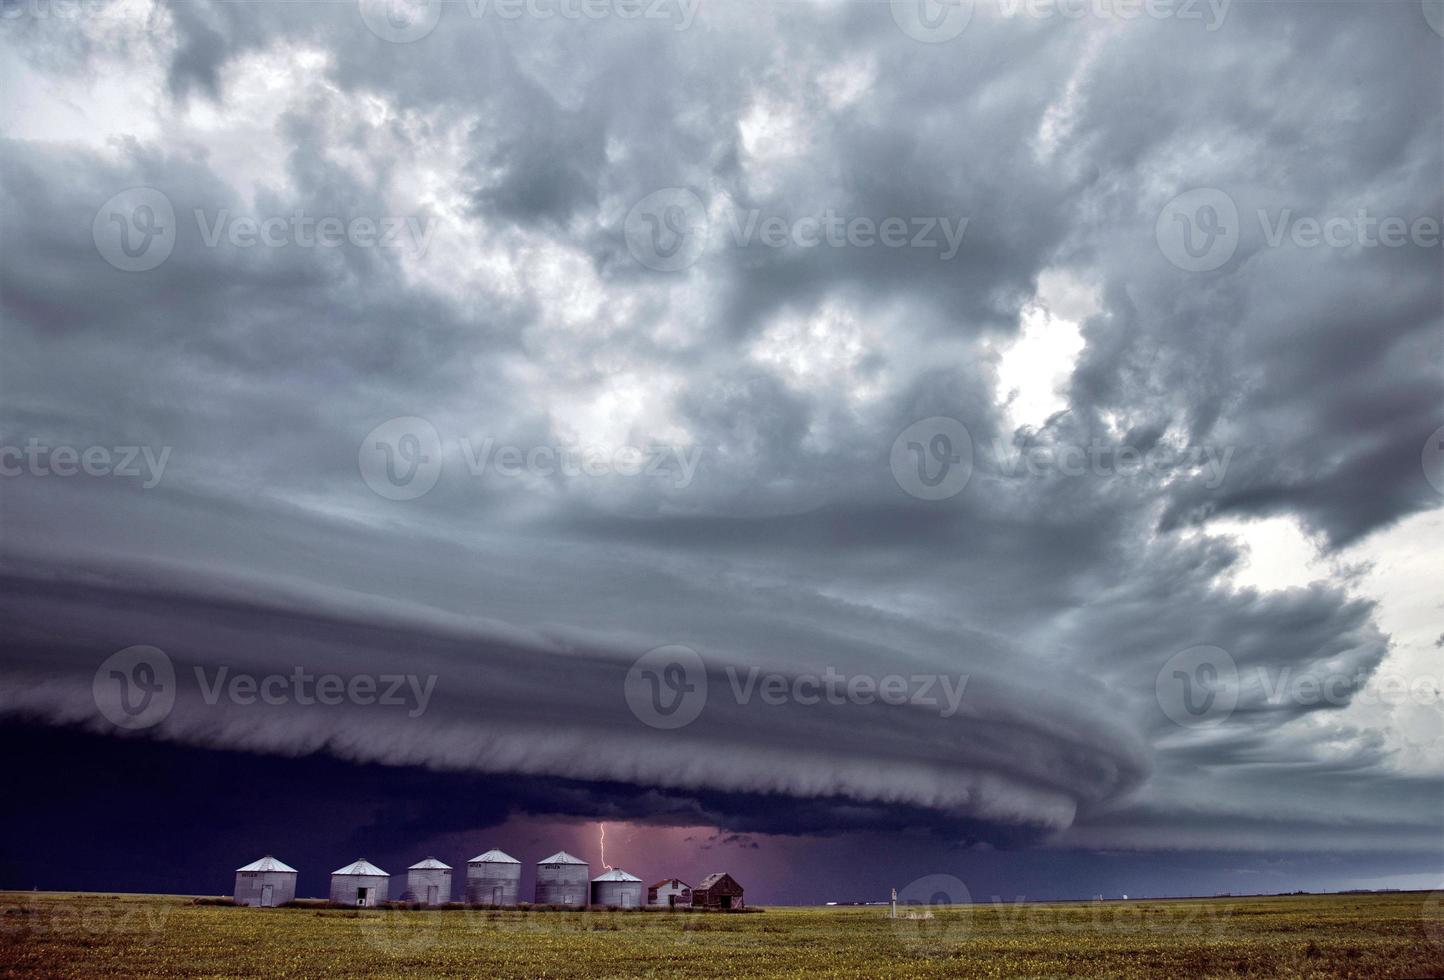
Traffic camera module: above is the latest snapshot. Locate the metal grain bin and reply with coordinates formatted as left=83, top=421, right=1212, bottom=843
left=233, top=855, right=298, bottom=907
left=403, top=857, right=452, bottom=906
left=590, top=869, right=643, bottom=908
left=534, top=850, right=589, bottom=906
left=329, top=858, right=390, bottom=907
left=466, top=848, right=521, bottom=906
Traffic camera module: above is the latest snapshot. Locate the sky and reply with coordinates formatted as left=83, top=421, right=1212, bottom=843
left=0, top=0, right=1441, bottom=905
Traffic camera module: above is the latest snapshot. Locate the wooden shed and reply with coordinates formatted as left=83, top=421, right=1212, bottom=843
left=691, top=872, right=744, bottom=910
left=648, top=877, right=692, bottom=907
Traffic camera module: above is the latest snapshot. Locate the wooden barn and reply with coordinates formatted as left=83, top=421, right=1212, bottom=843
left=691, top=872, right=744, bottom=910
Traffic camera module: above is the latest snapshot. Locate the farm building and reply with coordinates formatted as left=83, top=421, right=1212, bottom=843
left=692, top=873, right=744, bottom=910
left=466, top=848, right=521, bottom=906
left=590, top=869, right=644, bottom=908
left=534, top=850, right=589, bottom=906
left=648, top=878, right=692, bottom=908
left=233, top=855, right=297, bottom=907
left=330, top=859, right=390, bottom=907
left=403, top=857, right=452, bottom=906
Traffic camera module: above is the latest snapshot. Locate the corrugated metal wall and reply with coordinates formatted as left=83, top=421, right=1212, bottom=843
left=466, top=861, right=521, bottom=906
left=534, top=862, right=589, bottom=905
left=591, top=880, right=643, bottom=908
left=330, top=873, right=389, bottom=906
left=404, top=868, right=451, bottom=905
left=233, top=871, right=297, bottom=907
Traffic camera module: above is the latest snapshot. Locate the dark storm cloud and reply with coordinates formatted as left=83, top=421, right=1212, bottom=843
left=0, top=0, right=1439, bottom=868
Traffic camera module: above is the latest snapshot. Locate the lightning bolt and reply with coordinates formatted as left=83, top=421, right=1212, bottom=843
left=599, top=821, right=612, bottom=870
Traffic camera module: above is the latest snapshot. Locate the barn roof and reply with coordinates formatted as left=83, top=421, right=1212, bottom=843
left=696, top=873, right=741, bottom=891
left=408, top=857, right=452, bottom=870
left=537, top=850, right=588, bottom=865
left=332, top=859, right=388, bottom=876
left=236, top=855, right=297, bottom=874
left=592, top=869, right=641, bottom=882
left=650, top=878, right=690, bottom=889
left=469, top=849, right=521, bottom=864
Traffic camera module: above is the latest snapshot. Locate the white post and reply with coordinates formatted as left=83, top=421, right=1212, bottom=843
left=890, top=887, right=897, bottom=919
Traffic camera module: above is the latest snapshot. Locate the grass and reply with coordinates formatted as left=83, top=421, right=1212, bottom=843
left=2, top=890, right=1441, bottom=978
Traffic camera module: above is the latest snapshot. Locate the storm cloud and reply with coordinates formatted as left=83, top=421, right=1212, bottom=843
left=0, top=0, right=1440, bottom=884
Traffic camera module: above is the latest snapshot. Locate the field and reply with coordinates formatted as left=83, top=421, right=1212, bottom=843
left=3, top=890, right=1441, bottom=978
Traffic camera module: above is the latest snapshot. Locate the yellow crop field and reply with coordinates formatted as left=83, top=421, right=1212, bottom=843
left=3, top=890, right=1441, bottom=978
